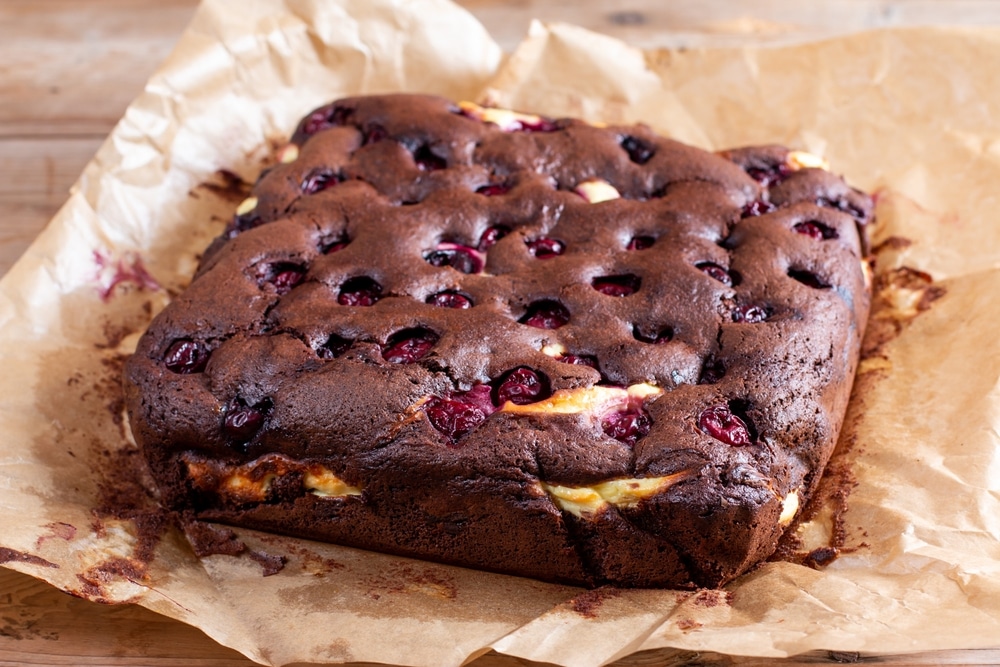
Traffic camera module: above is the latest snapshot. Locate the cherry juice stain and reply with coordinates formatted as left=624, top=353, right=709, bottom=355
left=92, top=250, right=160, bottom=301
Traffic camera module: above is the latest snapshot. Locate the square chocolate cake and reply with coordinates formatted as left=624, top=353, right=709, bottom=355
left=124, top=93, right=873, bottom=588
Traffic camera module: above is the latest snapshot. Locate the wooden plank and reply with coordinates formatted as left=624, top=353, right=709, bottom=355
left=0, top=137, right=103, bottom=275
left=6, top=0, right=1000, bottom=137
left=0, top=0, right=200, bottom=137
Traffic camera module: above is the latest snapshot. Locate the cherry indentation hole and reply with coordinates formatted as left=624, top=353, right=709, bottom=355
left=320, top=234, right=350, bottom=254
left=620, top=135, right=655, bottom=165
left=476, top=183, right=510, bottom=197
left=746, top=163, right=791, bottom=187
left=602, top=408, right=652, bottom=446
left=260, top=262, right=306, bottom=295
left=337, top=276, right=382, bottom=306
left=426, top=291, right=473, bottom=309
left=526, top=238, right=565, bottom=259
left=788, top=268, right=831, bottom=289
left=317, top=333, right=352, bottom=359
left=698, top=358, right=726, bottom=385
left=592, top=274, right=640, bottom=297
left=627, top=235, right=655, bottom=250
left=519, top=300, right=570, bottom=329
left=478, top=225, right=510, bottom=251
left=362, top=124, right=387, bottom=145
left=424, top=385, right=495, bottom=443
left=382, top=327, right=439, bottom=364
left=816, top=196, right=866, bottom=221
left=425, top=243, right=484, bottom=274
left=742, top=199, right=776, bottom=217
left=698, top=402, right=755, bottom=446
left=413, top=145, right=447, bottom=171
left=298, top=104, right=351, bottom=139
left=223, top=397, right=272, bottom=443
left=695, top=262, right=733, bottom=287
left=163, top=339, right=209, bottom=374
left=793, top=220, right=838, bottom=240
left=633, top=324, right=673, bottom=344
left=301, top=168, right=341, bottom=195
left=492, top=367, right=551, bottom=406
left=556, top=354, right=599, bottom=369
left=228, top=211, right=263, bottom=238
left=732, top=303, right=770, bottom=323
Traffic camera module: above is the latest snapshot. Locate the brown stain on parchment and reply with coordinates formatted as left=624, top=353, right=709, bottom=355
left=774, top=240, right=946, bottom=568
left=568, top=585, right=622, bottom=618
left=28, top=292, right=182, bottom=601
left=193, top=169, right=253, bottom=204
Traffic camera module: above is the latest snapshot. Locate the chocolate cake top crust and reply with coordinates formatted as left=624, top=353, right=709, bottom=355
left=124, top=94, right=872, bottom=588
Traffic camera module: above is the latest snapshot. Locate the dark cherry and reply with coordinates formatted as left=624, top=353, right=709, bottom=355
left=633, top=324, right=673, bottom=344
left=424, top=385, right=495, bottom=442
left=297, top=104, right=351, bottom=139
left=602, top=408, right=652, bottom=446
left=362, top=124, right=387, bottom=145
left=163, top=339, right=209, bottom=374
left=382, top=328, right=439, bottom=364
left=301, top=168, right=341, bottom=195
left=627, top=235, right=655, bottom=250
left=698, top=404, right=752, bottom=446
left=732, top=304, right=770, bottom=323
left=592, top=274, right=640, bottom=297
left=424, top=244, right=483, bottom=274
left=337, top=276, right=382, bottom=306
left=317, top=334, right=352, bottom=359
left=556, top=354, right=599, bottom=369
left=793, top=220, right=838, bottom=240
left=261, top=262, right=305, bottom=295
left=476, top=183, right=510, bottom=197
left=620, top=135, right=655, bottom=165
left=426, top=291, right=472, bottom=309
left=321, top=234, right=350, bottom=254
left=223, top=398, right=272, bottom=443
left=519, top=300, right=570, bottom=329
left=698, top=358, right=726, bottom=385
left=413, top=145, right=447, bottom=171
left=746, top=163, right=791, bottom=187
left=742, top=199, right=776, bottom=217
left=478, top=225, right=510, bottom=251
left=695, top=262, right=733, bottom=286
left=492, top=367, right=550, bottom=406
left=788, top=268, right=830, bottom=289
left=526, top=238, right=565, bottom=259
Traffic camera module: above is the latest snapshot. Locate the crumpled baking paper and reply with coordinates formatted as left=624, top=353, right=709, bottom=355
left=1, top=1, right=999, bottom=665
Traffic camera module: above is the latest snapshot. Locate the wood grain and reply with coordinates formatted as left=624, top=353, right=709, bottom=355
left=2, top=1, right=1000, bottom=665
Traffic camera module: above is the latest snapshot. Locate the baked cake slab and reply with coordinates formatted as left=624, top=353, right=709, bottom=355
left=124, top=93, right=873, bottom=588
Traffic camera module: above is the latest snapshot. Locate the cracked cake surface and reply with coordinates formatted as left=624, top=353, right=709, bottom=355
left=124, top=93, right=873, bottom=588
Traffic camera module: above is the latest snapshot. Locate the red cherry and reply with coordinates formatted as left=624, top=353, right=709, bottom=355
left=698, top=404, right=752, bottom=446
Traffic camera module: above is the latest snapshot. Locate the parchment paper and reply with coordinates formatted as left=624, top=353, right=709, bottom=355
left=1, top=1, right=999, bottom=665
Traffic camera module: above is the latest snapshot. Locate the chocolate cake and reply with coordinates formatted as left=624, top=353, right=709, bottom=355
left=123, top=93, right=873, bottom=588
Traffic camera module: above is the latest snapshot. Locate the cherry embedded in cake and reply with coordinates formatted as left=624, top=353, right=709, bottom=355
left=125, top=94, right=874, bottom=590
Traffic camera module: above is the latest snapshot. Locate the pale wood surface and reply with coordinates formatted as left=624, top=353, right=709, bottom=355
left=3, top=1, right=1000, bottom=665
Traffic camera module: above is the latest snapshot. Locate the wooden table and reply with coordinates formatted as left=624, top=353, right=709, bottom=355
left=2, top=1, right=999, bottom=665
